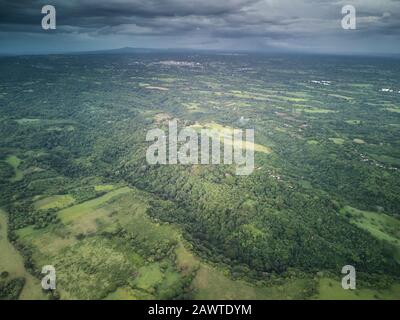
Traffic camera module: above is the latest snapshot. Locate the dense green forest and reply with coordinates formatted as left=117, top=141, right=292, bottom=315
left=0, top=52, right=399, bottom=299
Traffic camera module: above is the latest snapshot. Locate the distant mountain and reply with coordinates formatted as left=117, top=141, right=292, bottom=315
left=75, top=47, right=181, bottom=55
left=2, top=46, right=398, bottom=58
left=73, top=47, right=238, bottom=56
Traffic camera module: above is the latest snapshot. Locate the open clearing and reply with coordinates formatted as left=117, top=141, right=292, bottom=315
left=58, top=187, right=131, bottom=223
left=34, top=195, right=75, bottom=210
left=303, top=108, right=336, bottom=114
left=341, top=206, right=400, bottom=246
left=329, top=138, right=345, bottom=145
left=6, top=155, right=23, bottom=182
left=190, top=122, right=272, bottom=154
left=192, top=264, right=311, bottom=300
left=94, top=185, right=116, bottom=192
left=341, top=206, right=400, bottom=263
left=315, top=278, right=400, bottom=300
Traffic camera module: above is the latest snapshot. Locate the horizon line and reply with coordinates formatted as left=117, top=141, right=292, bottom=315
left=1, top=46, right=400, bottom=59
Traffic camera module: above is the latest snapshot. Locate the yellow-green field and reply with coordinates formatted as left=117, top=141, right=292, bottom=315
left=94, top=184, right=116, bottom=192
left=384, top=108, right=400, bottom=114
left=346, top=120, right=361, bottom=125
left=6, top=155, right=23, bottom=182
left=190, top=122, right=272, bottom=154
left=328, top=94, right=353, bottom=101
left=34, top=195, right=75, bottom=210
left=329, top=138, right=345, bottom=145
left=15, top=118, right=41, bottom=125
left=302, top=108, right=336, bottom=114
left=58, top=187, right=131, bottom=223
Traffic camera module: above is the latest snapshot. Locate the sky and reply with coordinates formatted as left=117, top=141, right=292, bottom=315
left=0, top=0, right=399, bottom=55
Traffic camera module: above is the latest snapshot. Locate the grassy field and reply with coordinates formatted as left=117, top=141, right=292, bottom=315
left=314, top=278, right=400, bottom=300
left=15, top=118, right=41, bottom=125
left=328, top=94, right=353, bottom=101
left=34, top=195, right=75, bottom=210
left=58, top=187, right=131, bottom=223
left=5, top=155, right=23, bottom=182
left=94, top=185, right=116, bottom=192
left=133, top=263, right=163, bottom=291
left=13, top=185, right=318, bottom=300
left=190, top=122, right=272, bottom=154
left=302, top=108, right=336, bottom=114
left=341, top=206, right=400, bottom=246
left=384, top=108, right=400, bottom=114
left=329, top=138, right=345, bottom=145
left=0, top=209, right=46, bottom=300
left=341, top=206, right=400, bottom=264
left=192, top=264, right=311, bottom=300
left=15, top=187, right=188, bottom=299
left=346, top=120, right=361, bottom=125
left=104, top=287, right=153, bottom=300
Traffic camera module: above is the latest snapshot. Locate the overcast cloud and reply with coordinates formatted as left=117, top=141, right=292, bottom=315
left=0, top=0, right=399, bottom=55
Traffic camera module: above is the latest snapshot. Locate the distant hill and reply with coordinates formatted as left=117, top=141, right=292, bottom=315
left=73, top=47, right=238, bottom=56
left=75, top=47, right=182, bottom=55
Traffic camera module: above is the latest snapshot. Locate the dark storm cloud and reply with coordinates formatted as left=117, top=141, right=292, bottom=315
left=0, top=0, right=399, bottom=54
left=0, top=0, right=259, bottom=24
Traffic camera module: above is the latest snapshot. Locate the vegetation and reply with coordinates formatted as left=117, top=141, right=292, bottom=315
left=0, top=52, right=399, bottom=299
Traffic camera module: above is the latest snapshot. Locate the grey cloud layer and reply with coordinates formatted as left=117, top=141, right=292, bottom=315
left=0, top=0, right=399, bottom=53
